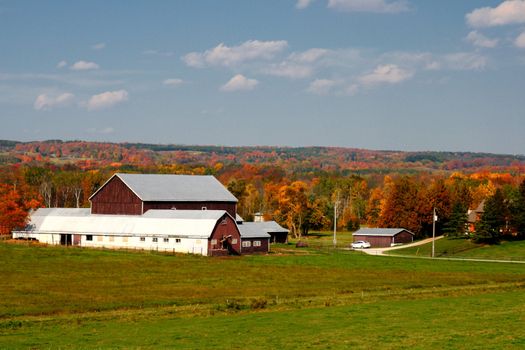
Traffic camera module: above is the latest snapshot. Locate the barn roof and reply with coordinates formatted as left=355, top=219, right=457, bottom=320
left=352, top=228, right=414, bottom=237
left=26, top=208, right=228, bottom=239
left=254, top=221, right=289, bottom=233
left=89, top=173, right=238, bottom=203
left=238, top=221, right=288, bottom=238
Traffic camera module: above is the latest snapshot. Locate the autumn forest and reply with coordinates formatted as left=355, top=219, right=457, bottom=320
left=1, top=140, right=525, bottom=244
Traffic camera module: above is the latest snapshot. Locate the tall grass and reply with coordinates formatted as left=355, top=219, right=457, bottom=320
left=1, top=241, right=524, bottom=348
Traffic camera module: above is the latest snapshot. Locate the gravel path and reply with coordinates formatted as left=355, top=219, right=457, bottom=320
left=361, top=236, right=444, bottom=256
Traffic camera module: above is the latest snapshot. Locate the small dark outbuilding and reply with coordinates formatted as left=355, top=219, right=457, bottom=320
left=237, top=223, right=271, bottom=254
left=352, top=228, right=414, bottom=248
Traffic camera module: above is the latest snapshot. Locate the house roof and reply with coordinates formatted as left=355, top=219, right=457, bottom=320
left=467, top=200, right=485, bottom=223
left=25, top=208, right=228, bottom=239
left=89, top=173, right=238, bottom=203
left=353, top=228, right=414, bottom=237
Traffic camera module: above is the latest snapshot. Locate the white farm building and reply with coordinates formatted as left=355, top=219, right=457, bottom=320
left=13, top=173, right=288, bottom=256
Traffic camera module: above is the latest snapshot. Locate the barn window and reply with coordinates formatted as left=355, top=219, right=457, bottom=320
left=253, top=240, right=261, bottom=247
left=175, top=238, right=181, bottom=243
left=109, top=236, right=114, bottom=242
left=163, top=238, right=169, bottom=243
left=152, top=237, right=158, bottom=243
left=211, top=239, right=217, bottom=245
left=221, top=218, right=227, bottom=225
left=97, top=236, right=103, bottom=242
left=122, top=237, right=128, bottom=243
left=232, top=238, right=238, bottom=244
left=86, top=235, right=93, bottom=241
left=242, top=241, right=251, bottom=248
left=140, top=237, right=145, bottom=242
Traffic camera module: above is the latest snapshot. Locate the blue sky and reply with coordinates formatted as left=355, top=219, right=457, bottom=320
left=1, top=0, right=525, bottom=154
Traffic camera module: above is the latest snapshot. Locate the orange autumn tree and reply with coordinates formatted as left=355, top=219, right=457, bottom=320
left=0, top=184, right=40, bottom=235
left=378, top=176, right=424, bottom=236
left=273, top=181, right=326, bottom=238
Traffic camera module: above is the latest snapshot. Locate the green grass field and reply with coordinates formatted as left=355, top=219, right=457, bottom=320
left=389, top=237, right=525, bottom=261
left=1, top=241, right=524, bottom=349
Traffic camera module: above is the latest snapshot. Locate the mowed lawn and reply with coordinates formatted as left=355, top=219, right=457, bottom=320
left=389, top=237, right=525, bottom=261
left=1, top=242, right=525, bottom=349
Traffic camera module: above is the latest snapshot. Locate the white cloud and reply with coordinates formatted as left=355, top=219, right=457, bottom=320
left=56, top=60, right=67, bottom=69
left=220, top=74, right=259, bottom=92
left=87, top=90, right=128, bottom=110
left=288, top=48, right=329, bottom=63
left=91, top=42, right=106, bottom=50
left=307, top=79, right=338, bottom=95
left=163, top=78, right=184, bottom=87
left=425, top=61, right=441, bottom=70
left=359, top=64, right=413, bottom=86
left=516, top=31, right=525, bottom=48
left=466, top=31, right=499, bottom=48
left=443, top=52, right=487, bottom=70
left=296, top=0, right=315, bottom=9
left=466, top=0, right=525, bottom=27
left=88, top=127, right=114, bottom=134
left=33, top=92, right=75, bottom=111
left=182, top=52, right=205, bottom=68
left=378, top=51, right=487, bottom=72
left=327, top=0, right=409, bottom=13
left=70, top=60, right=100, bottom=71
left=100, top=127, right=114, bottom=134
left=343, top=84, right=359, bottom=96
left=143, top=49, right=175, bottom=57
left=264, top=62, right=313, bottom=79
left=183, top=40, right=288, bottom=67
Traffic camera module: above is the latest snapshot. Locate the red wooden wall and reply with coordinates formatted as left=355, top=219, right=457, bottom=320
left=91, top=176, right=142, bottom=215
left=144, top=201, right=236, bottom=218
left=91, top=175, right=237, bottom=217
left=208, top=214, right=241, bottom=256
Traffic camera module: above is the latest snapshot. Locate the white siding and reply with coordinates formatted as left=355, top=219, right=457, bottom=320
left=13, top=231, right=209, bottom=255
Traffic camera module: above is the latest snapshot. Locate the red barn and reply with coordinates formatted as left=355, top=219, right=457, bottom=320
left=352, top=228, right=414, bottom=248
left=89, top=173, right=238, bottom=217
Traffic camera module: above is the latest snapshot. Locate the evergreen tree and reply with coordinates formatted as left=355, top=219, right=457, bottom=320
left=474, top=189, right=507, bottom=244
left=443, top=201, right=468, bottom=238
left=512, top=179, right=525, bottom=239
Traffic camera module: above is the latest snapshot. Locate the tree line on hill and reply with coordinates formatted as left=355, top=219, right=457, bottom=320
left=2, top=140, right=525, bottom=174
left=1, top=159, right=524, bottom=244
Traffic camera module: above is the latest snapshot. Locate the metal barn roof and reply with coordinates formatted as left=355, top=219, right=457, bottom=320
left=252, top=221, right=288, bottom=233
left=89, top=173, right=238, bottom=202
left=352, top=228, right=414, bottom=237
left=26, top=208, right=227, bottom=239
left=238, top=222, right=272, bottom=238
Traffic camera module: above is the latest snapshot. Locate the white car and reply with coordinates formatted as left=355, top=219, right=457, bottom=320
left=351, top=240, right=371, bottom=249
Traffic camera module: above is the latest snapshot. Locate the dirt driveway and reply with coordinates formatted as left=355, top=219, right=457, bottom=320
left=359, top=236, right=444, bottom=256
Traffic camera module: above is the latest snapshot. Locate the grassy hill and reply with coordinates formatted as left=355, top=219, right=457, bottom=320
left=1, top=242, right=524, bottom=348
left=388, top=238, right=525, bottom=261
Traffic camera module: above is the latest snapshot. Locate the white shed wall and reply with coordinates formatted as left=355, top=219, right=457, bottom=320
left=13, top=231, right=209, bottom=256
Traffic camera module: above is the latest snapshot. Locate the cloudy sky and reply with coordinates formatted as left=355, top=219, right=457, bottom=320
left=1, top=0, right=525, bottom=154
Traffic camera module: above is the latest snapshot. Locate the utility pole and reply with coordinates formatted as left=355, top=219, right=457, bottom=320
left=432, top=207, right=437, bottom=258
left=333, top=201, right=337, bottom=248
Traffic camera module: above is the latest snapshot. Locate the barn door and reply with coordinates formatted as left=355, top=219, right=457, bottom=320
left=221, top=235, right=238, bottom=255
left=60, top=234, right=72, bottom=246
